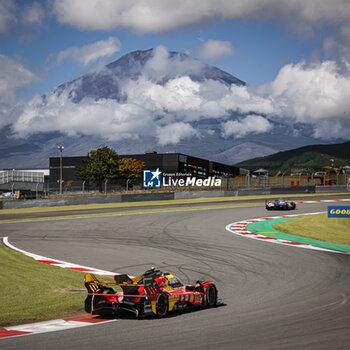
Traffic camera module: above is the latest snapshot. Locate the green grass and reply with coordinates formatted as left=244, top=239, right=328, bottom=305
left=0, top=244, right=91, bottom=327
left=274, top=213, right=350, bottom=246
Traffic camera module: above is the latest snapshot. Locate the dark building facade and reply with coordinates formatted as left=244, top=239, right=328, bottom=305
left=49, top=156, right=85, bottom=191
left=49, top=152, right=240, bottom=191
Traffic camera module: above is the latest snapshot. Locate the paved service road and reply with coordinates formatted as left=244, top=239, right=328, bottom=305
left=1, top=197, right=350, bottom=349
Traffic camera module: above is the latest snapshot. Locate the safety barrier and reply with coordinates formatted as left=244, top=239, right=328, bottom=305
left=1, top=185, right=349, bottom=210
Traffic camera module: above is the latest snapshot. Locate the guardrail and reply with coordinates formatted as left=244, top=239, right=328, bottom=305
left=1, top=185, right=349, bottom=210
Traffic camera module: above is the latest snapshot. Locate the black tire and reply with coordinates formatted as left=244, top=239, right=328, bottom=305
left=206, top=284, right=217, bottom=307
left=156, top=293, right=168, bottom=317
left=84, top=294, right=92, bottom=313
left=92, top=287, right=116, bottom=316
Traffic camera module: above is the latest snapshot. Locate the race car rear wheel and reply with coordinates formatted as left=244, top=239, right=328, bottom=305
left=206, top=285, right=217, bottom=307
left=156, top=293, right=168, bottom=317
left=92, top=287, right=116, bottom=316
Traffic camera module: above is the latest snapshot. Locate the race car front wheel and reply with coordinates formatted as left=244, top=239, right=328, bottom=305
left=206, top=285, right=217, bottom=307
left=156, top=293, right=168, bottom=317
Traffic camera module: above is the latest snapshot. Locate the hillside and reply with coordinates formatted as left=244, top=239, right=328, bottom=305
left=234, top=141, right=350, bottom=174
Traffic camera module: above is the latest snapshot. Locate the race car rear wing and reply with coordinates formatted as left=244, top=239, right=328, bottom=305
left=114, top=274, right=133, bottom=284
left=85, top=273, right=103, bottom=293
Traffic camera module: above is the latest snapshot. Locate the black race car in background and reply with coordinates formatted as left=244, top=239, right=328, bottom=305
left=265, top=198, right=296, bottom=210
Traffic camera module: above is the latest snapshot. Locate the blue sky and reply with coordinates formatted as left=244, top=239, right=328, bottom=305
left=1, top=0, right=350, bottom=144
left=3, top=13, right=319, bottom=96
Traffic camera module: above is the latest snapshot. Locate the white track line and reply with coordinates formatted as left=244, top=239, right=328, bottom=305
left=1, top=316, right=116, bottom=339
left=3, top=237, right=118, bottom=277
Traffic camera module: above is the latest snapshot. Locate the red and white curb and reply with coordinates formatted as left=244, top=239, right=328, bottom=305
left=1, top=237, right=123, bottom=339
left=225, top=212, right=341, bottom=253
left=2, top=237, right=118, bottom=278
left=0, top=315, right=116, bottom=339
left=296, top=199, right=350, bottom=204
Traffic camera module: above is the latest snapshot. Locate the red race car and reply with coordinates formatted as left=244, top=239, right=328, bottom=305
left=84, top=267, right=218, bottom=317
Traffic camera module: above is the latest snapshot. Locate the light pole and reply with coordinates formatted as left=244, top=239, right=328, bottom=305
left=104, top=179, right=108, bottom=194
left=11, top=169, right=15, bottom=194
left=57, top=145, right=64, bottom=196
left=126, top=179, right=129, bottom=193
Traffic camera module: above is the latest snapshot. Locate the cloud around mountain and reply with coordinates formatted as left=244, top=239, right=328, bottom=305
left=0, top=54, right=37, bottom=128
left=196, top=40, right=235, bottom=62
left=47, top=36, right=121, bottom=67
left=8, top=46, right=350, bottom=145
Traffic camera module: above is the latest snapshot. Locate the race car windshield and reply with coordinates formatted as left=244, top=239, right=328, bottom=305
left=167, top=276, right=183, bottom=288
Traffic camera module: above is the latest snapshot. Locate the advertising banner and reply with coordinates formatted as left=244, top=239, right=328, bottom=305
left=328, top=206, right=350, bottom=218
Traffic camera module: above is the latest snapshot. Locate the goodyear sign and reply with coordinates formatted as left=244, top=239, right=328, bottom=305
left=328, top=206, right=350, bottom=218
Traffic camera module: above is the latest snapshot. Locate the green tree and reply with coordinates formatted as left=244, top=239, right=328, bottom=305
left=119, top=158, right=146, bottom=184
left=77, top=146, right=120, bottom=192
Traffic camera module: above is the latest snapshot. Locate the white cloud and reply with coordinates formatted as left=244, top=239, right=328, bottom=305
left=12, top=89, right=154, bottom=141
left=266, top=60, right=350, bottom=139
left=222, top=115, right=273, bottom=138
left=0, top=0, right=43, bottom=35
left=156, top=122, right=199, bottom=145
left=197, top=40, right=234, bottom=61
left=220, top=84, right=276, bottom=116
left=52, top=37, right=121, bottom=67
left=21, top=1, right=44, bottom=26
left=9, top=46, right=350, bottom=144
left=52, top=0, right=350, bottom=64
left=125, top=75, right=203, bottom=118
left=53, top=0, right=350, bottom=38
left=0, top=0, right=16, bottom=34
left=0, top=55, right=37, bottom=127
left=143, top=45, right=205, bottom=81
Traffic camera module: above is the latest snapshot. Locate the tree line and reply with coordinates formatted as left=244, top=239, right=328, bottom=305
left=76, top=146, right=145, bottom=192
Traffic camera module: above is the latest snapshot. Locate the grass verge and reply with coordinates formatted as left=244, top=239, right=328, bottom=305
left=274, top=213, right=350, bottom=246
left=0, top=244, right=94, bottom=327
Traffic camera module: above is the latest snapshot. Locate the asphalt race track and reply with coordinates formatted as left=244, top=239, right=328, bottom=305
left=1, top=195, right=350, bottom=349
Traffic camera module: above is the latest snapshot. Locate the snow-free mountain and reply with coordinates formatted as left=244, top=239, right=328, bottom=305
left=0, top=48, right=343, bottom=169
